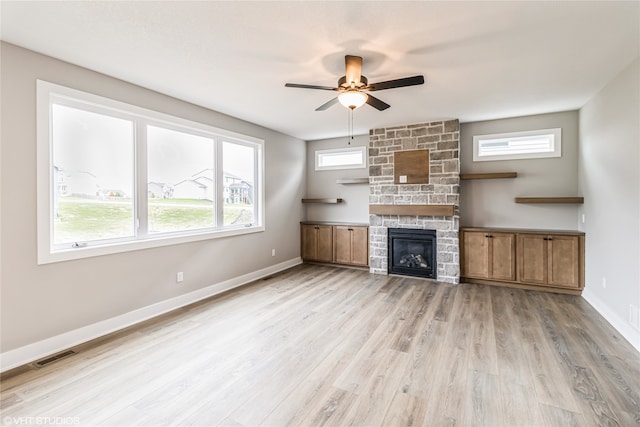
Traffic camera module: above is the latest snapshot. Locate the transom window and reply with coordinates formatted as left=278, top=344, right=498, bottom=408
left=315, top=146, right=367, bottom=171
left=473, top=128, right=561, bottom=161
left=38, top=80, right=264, bottom=264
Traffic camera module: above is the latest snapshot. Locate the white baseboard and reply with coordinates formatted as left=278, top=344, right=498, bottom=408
left=582, top=288, right=640, bottom=353
left=0, top=257, right=302, bottom=373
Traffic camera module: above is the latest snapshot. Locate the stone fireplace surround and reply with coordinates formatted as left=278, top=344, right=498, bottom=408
left=369, top=119, right=460, bottom=284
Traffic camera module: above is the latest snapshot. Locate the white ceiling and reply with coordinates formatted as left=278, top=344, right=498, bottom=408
left=1, top=1, right=638, bottom=141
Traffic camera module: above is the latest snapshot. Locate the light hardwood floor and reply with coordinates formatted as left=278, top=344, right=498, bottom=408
left=1, top=264, right=639, bottom=426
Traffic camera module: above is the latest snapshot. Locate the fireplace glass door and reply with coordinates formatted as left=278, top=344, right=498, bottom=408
left=388, top=228, right=437, bottom=279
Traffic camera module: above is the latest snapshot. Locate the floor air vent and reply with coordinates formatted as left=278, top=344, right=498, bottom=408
left=34, top=349, right=77, bottom=368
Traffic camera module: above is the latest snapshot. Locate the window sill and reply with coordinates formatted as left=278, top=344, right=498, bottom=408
left=38, top=225, right=265, bottom=265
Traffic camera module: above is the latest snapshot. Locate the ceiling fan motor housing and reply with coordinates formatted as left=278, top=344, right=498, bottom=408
left=338, top=75, right=368, bottom=89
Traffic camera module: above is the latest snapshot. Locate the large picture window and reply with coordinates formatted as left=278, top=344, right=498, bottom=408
left=38, top=81, right=264, bottom=264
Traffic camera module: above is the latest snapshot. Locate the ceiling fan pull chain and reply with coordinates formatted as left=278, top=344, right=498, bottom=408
left=351, top=109, right=355, bottom=145
left=348, top=108, right=353, bottom=145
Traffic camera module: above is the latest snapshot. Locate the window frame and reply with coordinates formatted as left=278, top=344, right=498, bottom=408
left=37, top=80, right=264, bottom=264
left=315, top=146, right=367, bottom=171
left=472, top=128, right=562, bottom=162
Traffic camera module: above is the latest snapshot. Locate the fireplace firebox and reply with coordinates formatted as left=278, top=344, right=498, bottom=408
left=388, top=228, right=437, bottom=279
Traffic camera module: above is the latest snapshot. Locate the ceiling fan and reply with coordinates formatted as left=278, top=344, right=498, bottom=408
left=285, top=55, right=425, bottom=111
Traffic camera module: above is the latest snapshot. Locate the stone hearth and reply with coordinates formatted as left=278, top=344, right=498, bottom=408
left=368, top=119, right=460, bottom=284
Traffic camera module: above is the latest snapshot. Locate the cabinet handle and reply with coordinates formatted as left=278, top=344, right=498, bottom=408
left=348, top=228, right=353, bottom=231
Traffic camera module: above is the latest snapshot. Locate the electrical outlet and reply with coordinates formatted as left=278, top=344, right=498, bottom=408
left=581, top=213, right=586, bottom=224
left=271, top=248, right=276, bottom=257
left=176, top=272, right=184, bottom=283
left=602, top=277, right=607, bottom=289
left=630, top=305, right=640, bottom=330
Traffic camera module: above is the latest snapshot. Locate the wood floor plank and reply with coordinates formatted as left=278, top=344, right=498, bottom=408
left=530, top=292, right=626, bottom=426
left=420, top=284, right=473, bottom=426
left=227, top=296, right=391, bottom=423
left=380, top=391, right=429, bottom=427
left=389, top=280, right=441, bottom=354
left=505, top=289, right=581, bottom=413
left=400, top=319, right=448, bottom=399
left=259, top=290, right=392, bottom=425
left=555, top=298, right=640, bottom=424
left=539, top=403, right=588, bottom=427
left=467, top=284, right=499, bottom=375
left=491, top=287, right=540, bottom=387
left=298, top=386, right=359, bottom=427
left=463, top=370, right=504, bottom=427
left=1, top=265, right=639, bottom=427
left=498, top=380, right=545, bottom=427
left=339, top=349, right=410, bottom=426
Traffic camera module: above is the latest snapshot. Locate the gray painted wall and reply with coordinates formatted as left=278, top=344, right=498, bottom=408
left=459, top=111, right=580, bottom=229
left=305, top=134, right=369, bottom=224
left=0, top=43, right=306, bottom=353
left=579, top=58, right=640, bottom=349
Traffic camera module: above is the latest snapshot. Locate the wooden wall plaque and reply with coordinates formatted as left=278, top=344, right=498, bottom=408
left=394, top=149, right=429, bottom=184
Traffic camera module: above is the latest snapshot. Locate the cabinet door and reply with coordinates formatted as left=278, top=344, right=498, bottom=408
left=301, top=224, right=333, bottom=262
left=333, top=226, right=352, bottom=264
left=316, top=225, right=333, bottom=262
left=490, top=232, right=516, bottom=281
left=462, top=231, right=490, bottom=278
left=301, top=225, right=318, bottom=261
left=333, top=226, right=369, bottom=266
left=517, top=234, right=547, bottom=284
left=547, top=235, right=580, bottom=288
left=350, top=226, right=369, bottom=267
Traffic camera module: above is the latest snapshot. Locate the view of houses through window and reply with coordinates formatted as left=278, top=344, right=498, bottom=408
left=147, top=125, right=216, bottom=235
left=43, top=81, right=262, bottom=257
left=52, top=103, right=136, bottom=244
left=222, top=141, right=255, bottom=226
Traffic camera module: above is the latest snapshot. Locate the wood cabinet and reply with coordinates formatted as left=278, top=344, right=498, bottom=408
left=461, top=227, right=584, bottom=295
left=461, top=230, right=515, bottom=281
left=301, top=222, right=369, bottom=267
left=300, top=224, right=333, bottom=263
left=517, top=233, right=582, bottom=289
left=333, top=226, right=369, bottom=267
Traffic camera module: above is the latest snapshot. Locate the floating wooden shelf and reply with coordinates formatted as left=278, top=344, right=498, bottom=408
left=302, top=198, right=344, bottom=204
left=460, top=172, right=518, bottom=180
left=336, top=178, right=369, bottom=185
left=515, top=197, right=584, bottom=204
left=369, top=204, right=455, bottom=217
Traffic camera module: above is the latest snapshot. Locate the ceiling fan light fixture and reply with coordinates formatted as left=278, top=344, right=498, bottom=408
left=338, top=90, right=368, bottom=109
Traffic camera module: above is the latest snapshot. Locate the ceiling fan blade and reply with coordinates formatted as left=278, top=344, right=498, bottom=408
left=315, top=97, right=339, bottom=111
left=345, top=55, right=363, bottom=86
left=366, top=94, right=390, bottom=111
left=285, top=83, right=337, bottom=91
left=366, top=75, right=425, bottom=91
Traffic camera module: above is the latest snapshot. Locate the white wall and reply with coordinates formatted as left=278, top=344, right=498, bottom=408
left=305, top=134, right=369, bottom=224
left=459, top=111, right=580, bottom=229
left=579, top=58, right=640, bottom=350
left=0, top=43, right=306, bottom=369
